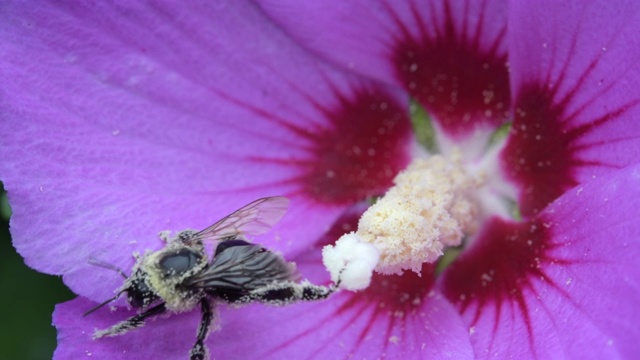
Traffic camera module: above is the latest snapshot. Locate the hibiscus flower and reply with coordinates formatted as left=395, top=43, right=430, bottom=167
left=1, top=1, right=639, bottom=359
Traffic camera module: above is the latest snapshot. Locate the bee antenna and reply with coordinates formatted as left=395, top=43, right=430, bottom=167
left=83, top=291, right=124, bottom=317
left=88, top=257, right=128, bottom=279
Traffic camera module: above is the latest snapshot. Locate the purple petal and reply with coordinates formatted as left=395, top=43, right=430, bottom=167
left=258, top=0, right=510, bottom=138
left=213, top=285, right=473, bottom=359
left=54, top=297, right=200, bottom=360
left=501, top=0, right=640, bottom=216
left=0, top=1, right=414, bottom=300
left=211, top=219, right=473, bottom=360
left=57, top=208, right=472, bottom=359
left=56, top=285, right=471, bottom=359
left=211, top=208, right=473, bottom=359
left=441, top=163, right=640, bottom=359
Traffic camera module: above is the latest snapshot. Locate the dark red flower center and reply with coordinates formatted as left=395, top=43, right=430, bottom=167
left=391, top=1, right=510, bottom=139
left=302, top=89, right=413, bottom=204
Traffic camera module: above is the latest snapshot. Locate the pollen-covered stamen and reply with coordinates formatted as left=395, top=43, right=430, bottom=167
left=323, top=154, right=483, bottom=286
left=360, top=154, right=481, bottom=275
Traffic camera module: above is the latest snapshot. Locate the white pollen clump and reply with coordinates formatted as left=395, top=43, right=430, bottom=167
left=357, top=155, right=480, bottom=275
left=322, top=232, right=380, bottom=291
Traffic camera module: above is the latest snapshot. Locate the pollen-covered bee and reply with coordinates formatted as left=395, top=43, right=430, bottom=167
left=85, top=196, right=337, bottom=360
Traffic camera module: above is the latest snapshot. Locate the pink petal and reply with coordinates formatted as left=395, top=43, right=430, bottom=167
left=0, top=1, right=414, bottom=301
left=501, top=0, right=640, bottom=216
left=258, top=0, right=510, bottom=138
left=441, top=163, right=640, bottom=359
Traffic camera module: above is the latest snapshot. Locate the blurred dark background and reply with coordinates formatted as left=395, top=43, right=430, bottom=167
left=0, top=182, right=75, bottom=359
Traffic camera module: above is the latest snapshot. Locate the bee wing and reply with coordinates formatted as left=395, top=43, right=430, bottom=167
left=185, top=242, right=297, bottom=293
left=188, top=196, right=289, bottom=245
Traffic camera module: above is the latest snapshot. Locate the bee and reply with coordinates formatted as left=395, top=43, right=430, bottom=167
left=85, top=196, right=338, bottom=360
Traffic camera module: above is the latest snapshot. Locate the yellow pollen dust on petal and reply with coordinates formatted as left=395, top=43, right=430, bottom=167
left=357, top=153, right=480, bottom=275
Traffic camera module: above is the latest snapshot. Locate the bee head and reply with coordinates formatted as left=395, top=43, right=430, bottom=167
left=125, top=268, right=159, bottom=308
left=84, top=260, right=159, bottom=316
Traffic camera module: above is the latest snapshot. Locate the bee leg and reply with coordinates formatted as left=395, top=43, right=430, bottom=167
left=299, top=282, right=335, bottom=300
left=248, top=281, right=335, bottom=305
left=93, top=303, right=166, bottom=339
left=190, top=298, right=215, bottom=360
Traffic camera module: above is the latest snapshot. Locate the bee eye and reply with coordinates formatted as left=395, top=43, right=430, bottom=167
left=158, top=248, right=202, bottom=276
